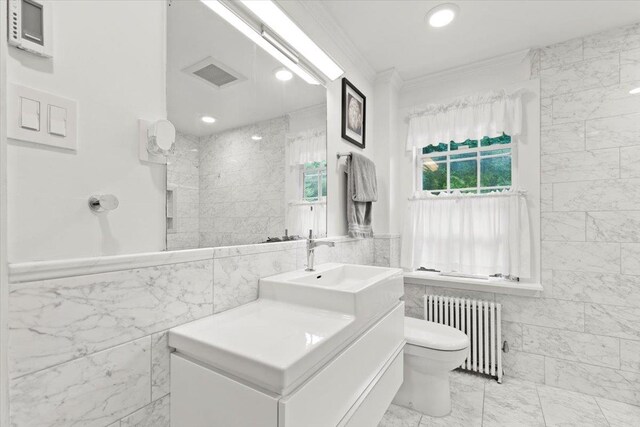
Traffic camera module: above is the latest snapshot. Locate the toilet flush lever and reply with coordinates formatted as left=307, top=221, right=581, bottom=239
left=88, top=194, right=119, bottom=212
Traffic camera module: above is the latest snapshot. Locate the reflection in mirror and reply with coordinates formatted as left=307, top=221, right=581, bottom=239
left=166, top=0, right=327, bottom=250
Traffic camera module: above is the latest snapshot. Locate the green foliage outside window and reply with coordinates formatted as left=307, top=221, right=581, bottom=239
left=303, top=161, right=327, bottom=201
left=421, top=134, right=512, bottom=193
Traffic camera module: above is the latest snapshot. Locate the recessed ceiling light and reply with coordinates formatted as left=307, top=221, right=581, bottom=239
left=426, top=3, right=459, bottom=28
left=275, top=68, right=293, bottom=81
left=201, top=116, right=216, bottom=124
left=251, top=135, right=263, bottom=141
left=630, top=87, right=640, bottom=95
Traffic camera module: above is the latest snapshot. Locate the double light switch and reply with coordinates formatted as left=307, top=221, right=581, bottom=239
left=10, top=84, right=76, bottom=150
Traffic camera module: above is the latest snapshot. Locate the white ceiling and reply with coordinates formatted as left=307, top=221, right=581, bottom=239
left=322, top=0, right=640, bottom=81
left=167, top=0, right=325, bottom=136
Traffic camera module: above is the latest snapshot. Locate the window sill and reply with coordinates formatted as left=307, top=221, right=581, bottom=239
left=403, top=271, right=543, bottom=297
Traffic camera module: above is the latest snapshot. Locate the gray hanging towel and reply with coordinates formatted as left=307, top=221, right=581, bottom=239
left=346, top=152, right=377, bottom=238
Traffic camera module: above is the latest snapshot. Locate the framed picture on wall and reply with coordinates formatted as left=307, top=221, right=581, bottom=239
left=341, top=78, right=366, bottom=148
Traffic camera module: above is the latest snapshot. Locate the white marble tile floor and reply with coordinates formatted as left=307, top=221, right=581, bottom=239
left=380, top=371, right=640, bottom=427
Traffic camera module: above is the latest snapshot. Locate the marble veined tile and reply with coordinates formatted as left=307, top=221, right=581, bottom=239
left=540, top=54, right=619, bottom=98
left=541, top=97, right=552, bottom=127
left=596, top=396, right=640, bottom=427
left=10, top=337, right=151, bottom=427
left=501, top=321, right=523, bottom=351
left=540, top=38, right=583, bottom=70
left=621, top=145, right=640, bottom=178
left=151, top=331, right=170, bottom=401
left=552, top=270, right=640, bottom=308
left=622, top=243, right=640, bottom=275
left=418, top=373, right=484, bottom=427
left=502, top=350, right=545, bottom=384
left=621, top=339, right=640, bottom=373
left=9, top=260, right=213, bottom=378
left=403, top=283, right=425, bottom=319
left=587, top=211, right=640, bottom=243
left=522, top=324, right=619, bottom=368
left=213, top=249, right=297, bottom=313
left=586, top=112, right=640, bottom=150
left=541, top=148, right=619, bottom=183
left=545, top=357, right=640, bottom=405
left=552, top=80, right=640, bottom=124
left=554, top=178, right=640, bottom=211
left=120, top=394, right=170, bottom=427
left=583, top=22, right=640, bottom=59
left=540, top=184, right=553, bottom=212
left=537, top=385, right=608, bottom=427
left=495, top=295, right=584, bottom=332
left=621, top=47, right=640, bottom=83
left=482, top=378, right=545, bottom=427
left=585, top=303, right=640, bottom=340
left=541, top=241, right=620, bottom=273
left=540, top=122, right=585, bottom=155
left=541, top=212, right=586, bottom=241
left=374, top=238, right=391, bottom=267
left=378, top=404, right=422, bottom=427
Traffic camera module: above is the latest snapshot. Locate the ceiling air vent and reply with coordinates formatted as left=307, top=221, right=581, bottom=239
left=183, top=56, right=246, bottom=90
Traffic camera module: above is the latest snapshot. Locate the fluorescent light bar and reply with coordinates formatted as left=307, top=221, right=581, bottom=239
left=241, top=0, right=344, bottom=81
left=200, top=0, right=320, bottom=85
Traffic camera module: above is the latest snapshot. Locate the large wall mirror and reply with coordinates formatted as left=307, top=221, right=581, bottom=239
left=166, top=1, right=327, bottom=250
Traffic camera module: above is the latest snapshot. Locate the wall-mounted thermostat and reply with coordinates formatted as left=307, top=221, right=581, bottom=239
left=8, top=0, right=53, bottom=57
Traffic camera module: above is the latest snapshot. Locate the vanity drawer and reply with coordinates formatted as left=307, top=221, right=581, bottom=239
left=278, top=302, right=404, bottom=427
left=341, top=347, right=404, bottom=427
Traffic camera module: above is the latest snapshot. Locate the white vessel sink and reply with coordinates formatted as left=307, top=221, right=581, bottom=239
left=169, top=263, right=403, bottom=397
left=260, top=263, right=403, bottom=330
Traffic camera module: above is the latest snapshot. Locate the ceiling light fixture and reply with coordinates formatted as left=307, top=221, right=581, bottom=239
left=200, top=0, right=320, bottom=85
left=241, top=0, right=344, bottom=81
left=426, top=3, right=459, bottom=28
left=630, top=87, right=640, bottom=95
left=201, top=116, right=216, bottom=124
left=251, top=135, right=263, bottom=141
left=275, top=67, right=293, bottom=81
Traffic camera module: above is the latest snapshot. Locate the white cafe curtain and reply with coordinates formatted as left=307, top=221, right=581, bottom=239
left=401, top=191, right=531, bottom=278
left=287, top=201, right=326, bottom=238
left=288, top=128, right=326, bottom=166
left=406, top=89, right=523, bottom=150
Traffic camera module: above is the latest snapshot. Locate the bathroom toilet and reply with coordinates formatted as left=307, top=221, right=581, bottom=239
left=393, top=317, right=470, bottom=417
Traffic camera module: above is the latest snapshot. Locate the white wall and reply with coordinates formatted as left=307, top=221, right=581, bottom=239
left=393, top=53, right=541, bottom=284
left=6, top=0, right=167, bottom=262
left=278, top=1, right=378, bottom=237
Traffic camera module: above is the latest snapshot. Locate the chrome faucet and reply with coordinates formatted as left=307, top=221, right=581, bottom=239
left=306, top=229, right=335, bottom=272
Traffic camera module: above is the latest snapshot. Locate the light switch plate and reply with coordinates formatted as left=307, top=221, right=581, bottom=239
left=20, top=97, right=40, bottom=131
left=8, top=84, right=77, bottom=150
left=48, top=105, right=67, bottom=136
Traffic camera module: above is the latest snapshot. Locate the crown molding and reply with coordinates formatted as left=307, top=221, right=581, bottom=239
left=402, top=49, right=531, bottom=93
left=375, top=68, right=404, bottom=91
left=292, top=0, right=377, bottom=84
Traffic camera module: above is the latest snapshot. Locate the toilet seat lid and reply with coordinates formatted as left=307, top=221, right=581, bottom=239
left=404, top=317, right=469, bottom=351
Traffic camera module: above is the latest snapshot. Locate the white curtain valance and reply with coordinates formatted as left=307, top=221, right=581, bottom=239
left=401, top=190, right=531, bottom=278
left=288, top=128, right=326, bottom=166
left=406, top=89, right=524, bottom=151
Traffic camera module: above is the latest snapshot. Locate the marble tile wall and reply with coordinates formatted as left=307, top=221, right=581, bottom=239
left=167, top=133, right=200, bottom=250
left=7, top=237, right=374, bottom=426
left=402, top=25, right=640, bottom=405
left=372, top=235, right=401, bottom=268
left=530, top=21, right=640, bottom=405
left=199, top=116, right=289, bottom=247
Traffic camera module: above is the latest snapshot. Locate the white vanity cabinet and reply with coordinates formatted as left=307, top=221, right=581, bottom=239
left=170, top=264, right=405, bottom=427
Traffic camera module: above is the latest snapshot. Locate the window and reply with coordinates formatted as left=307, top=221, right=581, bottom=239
left=302, top=161, right=327, bottom=201
left=419, top=134, right=512, bottom=194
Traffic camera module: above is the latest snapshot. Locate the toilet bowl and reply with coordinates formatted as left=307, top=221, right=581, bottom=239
left=392, top=317, right=469, bottom=417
